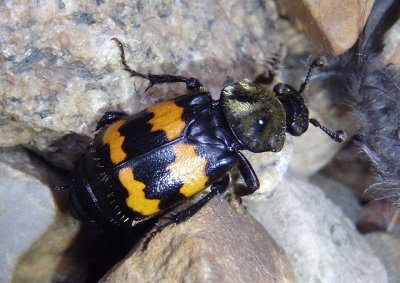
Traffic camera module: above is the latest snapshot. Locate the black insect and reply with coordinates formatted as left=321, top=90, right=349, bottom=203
left=68, top=38, right=344, bottom=243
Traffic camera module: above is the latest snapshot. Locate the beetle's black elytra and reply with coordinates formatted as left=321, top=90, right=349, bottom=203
left=68, top=38, right=345, bottom=239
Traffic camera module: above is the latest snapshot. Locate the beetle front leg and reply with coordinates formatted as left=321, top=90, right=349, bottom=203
left=142, top=176, right=230, bottom=250
left=234, top=149, right=259, bottom=197
left=112, top=38, right=206, bottom=93
left=96, top=111, right=128, bottom=130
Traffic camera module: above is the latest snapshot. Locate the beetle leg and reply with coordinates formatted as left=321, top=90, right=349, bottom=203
left=112, top=38, right=205, bottom=93
left=254, top=48, right=282, bottom=85
left=225, top=183, right=248, bottom=214
left=96, top=111, right=128, bottom=131
left=144, top=74, right=204, bottom=94
left=171, top=175, right=230, bottom=223
left=234, top=149, right=259, bottom=196
left=142, top=176, right=230, bottom=250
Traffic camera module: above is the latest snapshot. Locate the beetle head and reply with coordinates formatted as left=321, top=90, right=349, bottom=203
left=272, top=58, right=345, bottom=143
left=221, top=58, right=345, bottom=153
left=273, top=83, right=310, bottom=136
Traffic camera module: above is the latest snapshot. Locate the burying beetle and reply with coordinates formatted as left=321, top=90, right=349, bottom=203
left=68, top=38, right=344, bottom=245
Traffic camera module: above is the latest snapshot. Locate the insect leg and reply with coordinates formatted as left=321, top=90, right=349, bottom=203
left=112, top=38, right=205, bottom=93
left=142, top=176, right=229, bottom=250
left=234, top=149, right=259, bottom=197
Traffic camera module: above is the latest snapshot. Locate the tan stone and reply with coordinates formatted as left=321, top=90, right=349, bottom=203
left=100, top=198, right=297, bottom=283
left=382, top=18, right=400, bottom=65
left=274, top=0, right=374, bottom=55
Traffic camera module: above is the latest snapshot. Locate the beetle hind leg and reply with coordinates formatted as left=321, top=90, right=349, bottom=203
left=112, top=38, right=206, bottom=93
left=141, top=176, right=230, bottom=251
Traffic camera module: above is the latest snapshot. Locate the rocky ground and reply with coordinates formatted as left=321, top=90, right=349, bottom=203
left=1, top=0, right=399, bottom=282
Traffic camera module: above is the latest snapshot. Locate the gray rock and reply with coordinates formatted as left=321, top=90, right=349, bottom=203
left=365, top=232, right=400, bottom=283
left=101, top=197, right=297, bottom=283
left=242, top=137, right=293, bottom=202
left=0, top=162, right=56, bottom=282
left=289, top=125, right=345, bottom=177
left=310, top=173, right=362, bottom=224
left=247, top=173, right=387, bottom=283
left=0, top=148, right=82, bottom=282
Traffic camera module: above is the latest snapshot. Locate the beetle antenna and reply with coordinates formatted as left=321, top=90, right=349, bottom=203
left=309, top=118, right=345, bottom=142
left=299, top=58, right=326, bottom=95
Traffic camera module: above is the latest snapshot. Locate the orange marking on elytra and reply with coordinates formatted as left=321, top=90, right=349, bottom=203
left=102, top=120, right=127, bottom=164
left=147, top=100, right=185, bottom=140
left=119, top=167, right=161, bottom=216
left=167, top=143, right=208, bottom=197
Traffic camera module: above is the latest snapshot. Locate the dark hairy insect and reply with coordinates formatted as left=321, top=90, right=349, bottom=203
left=68, top=38, right=344, bottom=243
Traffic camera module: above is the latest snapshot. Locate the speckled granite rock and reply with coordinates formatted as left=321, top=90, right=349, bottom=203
left=0, top=0, right=281, bottom=152
left=100, top=198, right=297, bottom=283
left=247, top=173, right=387, bottom=283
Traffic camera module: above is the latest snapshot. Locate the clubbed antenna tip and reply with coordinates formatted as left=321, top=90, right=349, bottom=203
left=309, top=118, right=345, bottom=143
